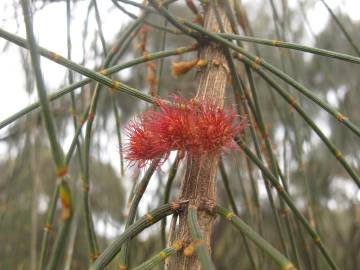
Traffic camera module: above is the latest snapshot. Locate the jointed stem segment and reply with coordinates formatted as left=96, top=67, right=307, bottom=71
left=91, top=201, right=188, bottom=270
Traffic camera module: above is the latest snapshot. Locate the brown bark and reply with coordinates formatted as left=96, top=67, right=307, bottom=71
left=175, top=2, right=232, bottom=270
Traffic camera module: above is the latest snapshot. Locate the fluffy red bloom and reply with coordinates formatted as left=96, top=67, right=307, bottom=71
left=124, top=96, right=247, bottom=167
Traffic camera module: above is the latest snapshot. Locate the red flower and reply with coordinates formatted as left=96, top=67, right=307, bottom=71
left=124, top=96, right=247, bottom=167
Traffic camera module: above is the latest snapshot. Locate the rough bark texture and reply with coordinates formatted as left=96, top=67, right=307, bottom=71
left=175, top=2, right=232, bottom=270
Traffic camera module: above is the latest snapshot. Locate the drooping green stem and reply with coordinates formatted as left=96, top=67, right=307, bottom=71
left=187, top=206, right=216, bottom=270
left=161, top=155, right=181, bottom=248
left=66, top=0, right=83, bottom=168
left=0, top=27, right=156, bottom=104
left=215, top=3, right=287, bottom=262
left=20, top=0, right=64, bottom=169
left=63, top=195, right=81, bottom=270
left=110, top=93, right=125, bottom=176
left=117, top=0, right=178, bottom=13
left=177, top=20, right=360, bottom=191
left=112, top=0, right=181, bottom=35
left=119, top=159, right=160, bottom=269
left=131, top=240, right=183, bottom=270
left=182, top=21, right=360, bottom=138
left=0, top=27, right=196, bottom=129
left=220, top=2, right=266, bottom=259
left=91, top=201, right=188, bottom=270
left=92, top=0, right=107, bottom=55
left=109, top=15, right=144, bottom=66
left=219, top=33, right=360, bottom=64
left=38, top=185, right=60, bottom=270
left=245, top=66, right=298, bottom=261
left=21, top=3, right=72, bottom=270
left=214, top=205, right=296, bottom=270
left=219, top=159, right=238, bottom=213
left=235, top=137, right=339, bottom=270
left=218, top=158, right=258, bottom=269
left=107, top=17, right=144, bottom=180
left=64, top=106, right=90, bottom=166
left=46, top=215, right=72, bottom=270
left=320, top=0, right=360, bottom=56
left=241, top=58, right=360, bottom=190
left=82, top=25, right=142, bottom=258
left=155, top=3, right=168, bottom=96
left=147, top=0, right=199, bottom=39
left=213, top=2, right=289, bottom=257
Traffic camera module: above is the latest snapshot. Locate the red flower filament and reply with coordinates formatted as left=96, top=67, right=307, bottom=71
left=124, top=96, right=247, bottom=167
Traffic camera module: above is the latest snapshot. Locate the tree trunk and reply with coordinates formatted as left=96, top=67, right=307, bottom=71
left=175, top=2, right=232, bottom=270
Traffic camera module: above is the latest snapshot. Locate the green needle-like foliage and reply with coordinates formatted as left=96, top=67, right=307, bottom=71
left=187, top=206, right=216, bottom=270
left=91, top=201, right=188, bottom=270
left=1, top=1, right=359, bottom=270
left=215, top=204, right=296, bottom=270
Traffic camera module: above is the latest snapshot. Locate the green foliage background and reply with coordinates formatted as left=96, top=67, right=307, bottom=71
left=0, top=0, right=359, bottom=269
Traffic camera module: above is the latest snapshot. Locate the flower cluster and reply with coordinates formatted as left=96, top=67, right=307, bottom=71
left=124, top=96, right=247, bottom=167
